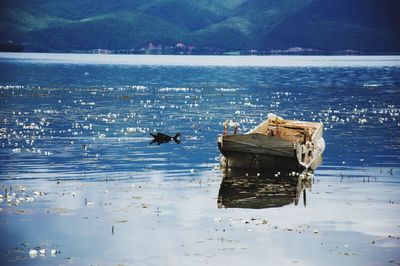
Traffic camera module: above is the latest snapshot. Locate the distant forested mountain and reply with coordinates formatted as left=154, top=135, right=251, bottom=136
left=0, top=0, right=398, bottom=53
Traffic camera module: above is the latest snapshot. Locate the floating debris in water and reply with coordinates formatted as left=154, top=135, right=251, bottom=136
left=29, top=249, right=37, bottom=257
left=214, top=217, right=222, bottom=222
left=39, top=248, right=46, bottom=256
left=33, top=191, right=45, bottom=197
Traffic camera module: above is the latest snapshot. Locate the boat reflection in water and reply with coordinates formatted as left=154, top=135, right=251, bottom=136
left=217, top=168, right=312, bottom=209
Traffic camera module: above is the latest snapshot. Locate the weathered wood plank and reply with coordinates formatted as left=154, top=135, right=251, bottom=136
left=223, top=133, right=294, bottom=157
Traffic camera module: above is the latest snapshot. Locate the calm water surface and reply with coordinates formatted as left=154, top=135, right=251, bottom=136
left=0, top=53, right=399, bottom=265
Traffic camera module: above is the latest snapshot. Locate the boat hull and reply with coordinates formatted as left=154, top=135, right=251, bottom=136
left=218, top=134, right=323, bottom=171
left=218, top=147, right=303, bottom=171
left=218, top=134, right=303, bottom=171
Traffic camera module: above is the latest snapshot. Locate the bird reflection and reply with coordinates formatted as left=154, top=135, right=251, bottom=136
left=217, top=169, right=312, bottom=209
left=149, top=132, right=181, bottom=145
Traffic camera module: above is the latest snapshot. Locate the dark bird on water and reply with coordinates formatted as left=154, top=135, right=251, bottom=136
left=150, top=132, right=181, bottom=145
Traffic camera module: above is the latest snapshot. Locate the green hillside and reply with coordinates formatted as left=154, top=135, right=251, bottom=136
left=0, top=0, right=398, bottom=53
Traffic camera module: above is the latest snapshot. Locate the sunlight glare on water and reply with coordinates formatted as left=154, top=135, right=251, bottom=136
left=1, top=54, right=399, bottom=180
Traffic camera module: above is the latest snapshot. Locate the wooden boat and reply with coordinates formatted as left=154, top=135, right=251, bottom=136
left=218, top=114, right=325, bottom=172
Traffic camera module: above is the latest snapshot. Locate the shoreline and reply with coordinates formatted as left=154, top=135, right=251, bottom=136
left=1, top=52, right=400, bottom=67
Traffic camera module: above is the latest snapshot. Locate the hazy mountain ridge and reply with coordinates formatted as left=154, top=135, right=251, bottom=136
left=0, top=0, right=398, bottom=53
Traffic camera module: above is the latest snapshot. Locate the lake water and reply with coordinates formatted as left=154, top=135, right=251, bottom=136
left=0, top=53, right=399, bottom=265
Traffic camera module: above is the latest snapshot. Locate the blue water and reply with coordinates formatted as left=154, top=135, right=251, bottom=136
left=1, top=54, right=400, bottom=266
left=0, top=54, right=399, bottom=180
